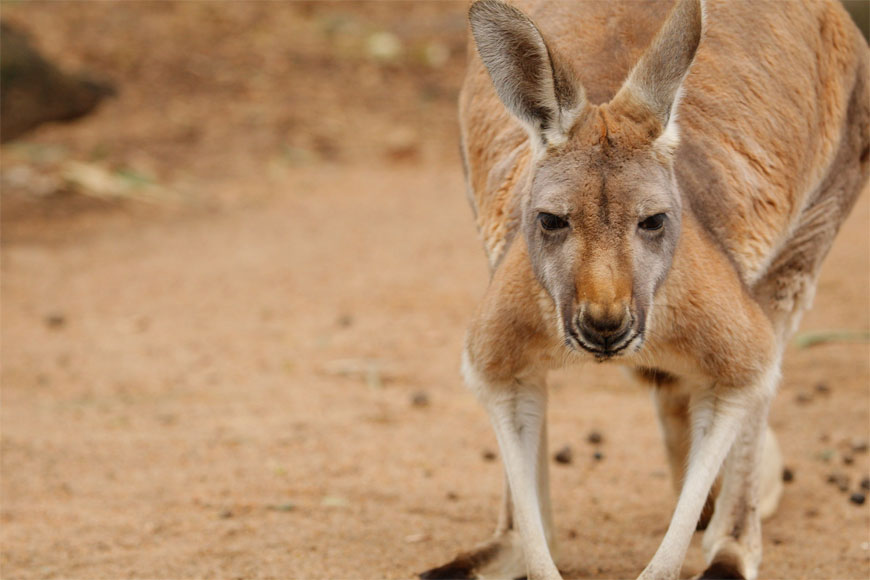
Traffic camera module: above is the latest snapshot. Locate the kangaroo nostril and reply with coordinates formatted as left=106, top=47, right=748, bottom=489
left=583, top=314, right=625, bottom=334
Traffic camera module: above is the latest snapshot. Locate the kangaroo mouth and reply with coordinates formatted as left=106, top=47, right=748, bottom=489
left=566, top=326, right=642, bottom=360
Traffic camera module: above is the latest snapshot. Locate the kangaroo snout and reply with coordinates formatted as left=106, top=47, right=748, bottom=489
left=575, top=303, right=634, bottom=354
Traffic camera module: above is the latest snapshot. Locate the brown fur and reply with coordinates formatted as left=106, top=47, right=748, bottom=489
left=699, top=550, right=746, bottom=580
left=423, top=1, right=869, bottom=579
left=462, top=1, right=868, bottom=284
left=634, top=367, right=679, bottom=387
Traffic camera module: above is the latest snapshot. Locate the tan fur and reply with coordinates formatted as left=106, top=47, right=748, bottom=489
left=463, top=1, right=868, bottom=280
left=422, top=1, right=869, bottom=580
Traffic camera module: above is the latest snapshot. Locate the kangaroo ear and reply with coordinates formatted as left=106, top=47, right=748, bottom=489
left=469, top=0, right=585, bottom=147
left=614, top=0, right=703, bottom=133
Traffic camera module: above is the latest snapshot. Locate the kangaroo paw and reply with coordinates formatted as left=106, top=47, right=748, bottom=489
left=420, top=533, right=528, bottom=580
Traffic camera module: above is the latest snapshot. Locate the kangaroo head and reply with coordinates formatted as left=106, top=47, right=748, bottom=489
left=469, top=0, right=702, bottom=359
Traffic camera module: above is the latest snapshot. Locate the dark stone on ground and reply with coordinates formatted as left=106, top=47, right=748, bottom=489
left=1, top=22, right=115, bottom=143
left=554, top=445, right=573, bottom=465
left=411, top=391, right=430, bottom=407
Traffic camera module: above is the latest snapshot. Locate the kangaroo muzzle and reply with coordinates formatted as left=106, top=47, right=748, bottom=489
left=574, top=302, right=634, bottom=354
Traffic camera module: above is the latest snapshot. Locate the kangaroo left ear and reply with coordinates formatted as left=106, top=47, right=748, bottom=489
left=612, top=0, right=703, bottom=136
left=469, top=0, right=587, bottom=148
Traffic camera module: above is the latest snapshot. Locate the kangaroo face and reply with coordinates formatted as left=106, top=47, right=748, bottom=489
left=524, top=109, right=681, bottom=358
left=468, top=0, right=700, bottom=359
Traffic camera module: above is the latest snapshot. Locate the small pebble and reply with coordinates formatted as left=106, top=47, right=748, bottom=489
left=593, top=451, right=604, bottom=461
left=482, top=449, right=497, bottom=462
left=446, top=491, right=459, bottom=501
left=782, top=467, right=794, bottom=483
left=44, top=313, right=66, bottom=329
left=218, top=509, right=233, bottom=519
left=849, top=492, right=866, bottom=505
left=843, top=453, right=855, bottom=465
left=851, top=438, right=869, bottom=454
left=554, top=445, right=573, bottom=465
left=587, top=431, right=603, bottom=445
left=827, top=472, right=850, bottom=492
left=411, top=391, right=430, bottom=408
left=337, top=314, right=354, bottom=328
left=814, top=383, right=831, bottom=395
left=860, top=477, right=870, bottom=491
left=794, top=392, right=813, bottom=404
left=157, top=413, right=178, bottom=426
left=404, top=532, right=429, bottom=543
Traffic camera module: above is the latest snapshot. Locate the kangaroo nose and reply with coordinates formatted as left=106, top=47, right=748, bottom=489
left=577, top=308, right=632, bottom=352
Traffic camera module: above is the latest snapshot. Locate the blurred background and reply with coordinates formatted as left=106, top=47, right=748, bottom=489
left=1, top=1, right=468, bottom=221
left=1, top=2, right=868, bottom=579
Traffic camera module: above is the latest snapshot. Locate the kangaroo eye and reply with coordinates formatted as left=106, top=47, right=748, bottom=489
left=639, top=213, right=666, bottom=231
left=538, top=212, right=568, bottom=231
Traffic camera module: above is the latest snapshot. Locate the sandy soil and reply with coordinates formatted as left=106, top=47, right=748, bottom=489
left=1, top=2, right=868, bottom=580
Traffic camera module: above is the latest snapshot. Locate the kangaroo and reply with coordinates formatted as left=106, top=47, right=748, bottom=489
left=419, top=1, right=870, bottom=579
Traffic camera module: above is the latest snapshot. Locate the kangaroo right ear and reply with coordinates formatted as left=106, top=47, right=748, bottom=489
left=469, top=0, right=585, bottom=147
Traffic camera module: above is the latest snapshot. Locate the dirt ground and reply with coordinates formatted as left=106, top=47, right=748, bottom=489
left=1, top=2, right=868, bottom=580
